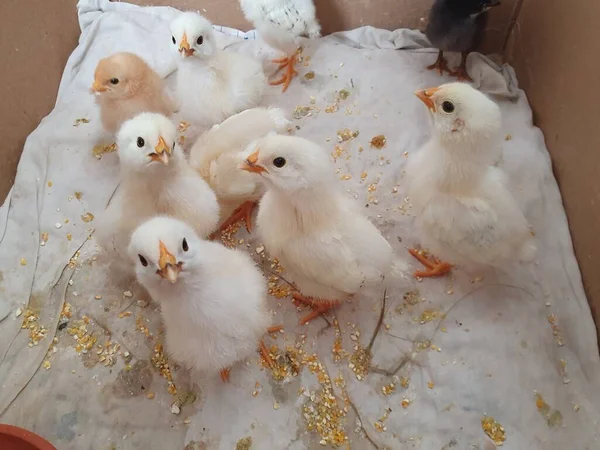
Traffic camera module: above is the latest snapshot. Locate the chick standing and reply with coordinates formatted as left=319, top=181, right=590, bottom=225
left=239, top=0, right=321, bottom=92
left=170, top=12, right=266, bottom=128
left=406, top=82, right=536, bottom=277
left=241, top=135, right=405, bottom=324
left=95, top=113, right=219, bottom=272
left=129, top=216, right=274, bottom=381
left=189, top=107, right=290, bottom=236
left=91, top=52, right=173, bottom=134
left=425, top=0, right=501, bottom=82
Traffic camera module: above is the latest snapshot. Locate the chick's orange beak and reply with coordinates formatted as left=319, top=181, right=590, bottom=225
left=91, top=79, right=107, bottom=93
left=415, top=87, right=440, bottom=112
left=179, top=33, right=194, bottom=57
left=151, top=136, right=171, bottom=165
left=157, top=240, right=182, bottom=283
left=240, top=149, right=268, bottom=175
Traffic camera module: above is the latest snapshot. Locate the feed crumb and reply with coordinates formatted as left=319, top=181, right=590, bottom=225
left=401, top=398, right=411, bottom=409
left=15, top=308, right=23, bottom=317
left=481, top=416, right=505, bottom=446
left=146, top=392, right=155, bottom=400
left=66, top=233, right=72, bottom=241
left=400, top=377, right=409, bottom=389
left=93, top=143, right=117, bottom=159
left=74, top=191, right=83, bottom=200
left=123, top=291, right=133, bottom=298
left=20, top=258, right=27, bottom=266
left=370, top=135, right=386, bottom=149
left=505, top=134, right=512, bottom=141
left=177, top=121, right=190, bottom=132
left=47, top=181, right=53, bottom=187
left=336, top=128, right=359, bottom=143
left=381, top=382, right=396, bottom=396
left=428, top=381, right=435, bottom=389
left=304, top=71, right=315, bottom=80
left=42, top=360, right=51, bottom=370
left=340, top=174, right=352, bottom=181
left=73, top=118, right=90, bottom=127
left=170, top=403, right=181, bottom=415
left=41, top=232, right=49, bottom=243
left=236, top=437, right=252, bottom=450
left=81, top=212, right=95, bottom=223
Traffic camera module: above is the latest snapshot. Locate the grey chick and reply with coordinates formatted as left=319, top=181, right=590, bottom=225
left=425, top=0, right=501, bottom=82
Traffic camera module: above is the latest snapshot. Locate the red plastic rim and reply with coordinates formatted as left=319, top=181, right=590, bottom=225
left=0, top=424, right=56, bottom=450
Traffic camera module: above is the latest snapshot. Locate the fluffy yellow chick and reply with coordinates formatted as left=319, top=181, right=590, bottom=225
left=91, top=52, right=173, bottom=134
left=188, top=107, right=289, bottom=235
left=407, top=82, right=537, bottom=277
left=241, top=135, right=407, bottom=324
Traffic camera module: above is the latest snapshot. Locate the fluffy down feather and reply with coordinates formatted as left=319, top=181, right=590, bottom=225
left=129, top=216, right=270, bottom=375
left=243, top=135, right=406, bottom=306
left=95, top=113, right=219, bottom=273
left=170, top=12, right=266, bottom=128
left=91, top=52, right=173, bottom=134
left=408, top=82, right=536, bottom=269
left=189, top=107, right=289, bottom=214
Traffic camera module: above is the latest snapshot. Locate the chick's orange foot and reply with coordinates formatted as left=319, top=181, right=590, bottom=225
left=292, top=292, right=340, bottom=325
left=450, top=53, right=473, bottom=82
left=427, top=50, right=451, bottom=75
left=259, top=340, right=275, bottom=369
left=408, top=248, right=453, bottom=278
left=220, top=367, right=231, bottom=383
left=269, top=55, right=298, bottom=93
left=209, top=200, right=257, bottom=240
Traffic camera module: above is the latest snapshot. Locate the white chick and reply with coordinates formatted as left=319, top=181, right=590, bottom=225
left=239, top=0, right=321, bottom=92
left=407, top=82, right=537, bottom=277
left=189, top=107, right=290, bottom=235
left=128, top=216, right=275, bottom=381
left=95, top=113, right=219, bottom=273
left=241, top=135, right=405, bottom=324
left=170, top=12, right=266, bottom=128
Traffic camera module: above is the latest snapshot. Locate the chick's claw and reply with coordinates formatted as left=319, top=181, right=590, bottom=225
left=427, top=50, right=451, bottom=75
left=220, top=367, right=231, bottom=383
left=269, top=55, right=298, bottom=93
left=258, top=340, right=275, bottom=369
left=210, top=200, right=257, bottom=240
left=292, top=293, right=340, bottom=325
left=408, top=248, right=453, bottom=278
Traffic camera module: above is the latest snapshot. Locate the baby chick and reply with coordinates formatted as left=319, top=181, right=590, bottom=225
left=406, top=82, right=536, bottom=277
left=170, top=12, right=266, bottom=128
left=91, top=52, right=173, bottom=134
left=425, top=0, right=501, bottom=82
left=241, top=135, right=405, bottom=324
left=189, top=107, right=290, bottom=236
left=129, top=216, right=274, bottom=381
left=95, top=113, right=219, bottom=272
left=239, top=0, right=321, bottom=92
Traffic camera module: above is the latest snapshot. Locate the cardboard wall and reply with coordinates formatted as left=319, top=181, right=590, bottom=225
left=507, top=0, right=600, bottom=327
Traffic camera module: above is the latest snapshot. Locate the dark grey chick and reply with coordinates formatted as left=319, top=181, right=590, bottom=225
left=425, top=0, right=501, bottom=82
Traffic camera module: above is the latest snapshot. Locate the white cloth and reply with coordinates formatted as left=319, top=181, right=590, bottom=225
left=0, top=1, right=598, bottom=449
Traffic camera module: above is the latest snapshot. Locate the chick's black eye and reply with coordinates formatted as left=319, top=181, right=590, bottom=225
left=182, top=238, right=189, bottom=252
left=273, top=157, right=286, bottom=168
left=110, top=78, right=119, bottom=85
left=137, top=137, right=145, bottom=148
left=172, top=36, right=176, bottom=45
left=138, top=254, right=148, bottom=267
left=442, top=101, right=455, bottom=113
left=197, top=36, right=203, bottom=45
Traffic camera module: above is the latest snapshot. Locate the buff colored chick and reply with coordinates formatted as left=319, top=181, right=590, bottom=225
left=241, top=135, right=407, bottom=324
left=406, top=82, right=536, bottom=277
left=91, top=52, right=173, bottom=134
left=128, top=216, right=275, bottom=381
left=189, top=107, right=290, bottom=235
left=239, top=0, right=321, bottom=92
left=95, top=113, right=219, bottom=273
left=170, top=12, right=266, bottom=128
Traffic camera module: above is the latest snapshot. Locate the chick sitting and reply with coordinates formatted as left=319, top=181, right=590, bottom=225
left=406, top=82, right=536, bottom=277
left=129, top=216, right=275, bottom=382
left=95, top=113, right=219, bottom=274
left=425, top=0, right=501, bottom=82
left=170, top=12, right=266, bottom=128
left=91, top=52, right=174, bottom=134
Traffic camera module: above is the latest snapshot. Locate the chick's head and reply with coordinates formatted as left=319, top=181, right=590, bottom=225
left=129, top=216, right=198, bottom=287
left=416, top=82, right=501, bottom=148
left=117, top=113, right=177, bottom=171
left=240, top=135, right=332, bottom=192
left=91, top=52, right=151, bottom=98
left=170, top=12, right=215, bottom=60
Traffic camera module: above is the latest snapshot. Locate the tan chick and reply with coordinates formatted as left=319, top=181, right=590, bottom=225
left=91, top=52, right=174, bottom=134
